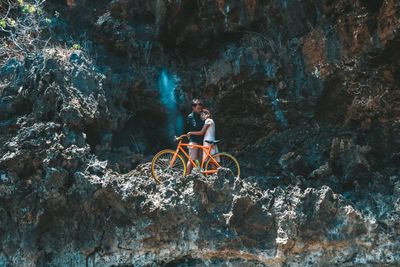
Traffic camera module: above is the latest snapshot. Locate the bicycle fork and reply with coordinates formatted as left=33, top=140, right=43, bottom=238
left=169, top=147, right=180, bottom=168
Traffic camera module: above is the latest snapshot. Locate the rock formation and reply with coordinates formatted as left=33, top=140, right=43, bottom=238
left=0, top=0, right=399, bottom=266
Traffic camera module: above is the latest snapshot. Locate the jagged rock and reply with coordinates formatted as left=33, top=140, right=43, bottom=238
left=329, top=137, right=372, bottom=183
left=309, top=162, right=332, bottom=179
left=279, top=151, right=311, bottom=177
left=2, top=159, right=398, bottom=266
left=0, top=0, right=399, bottom=265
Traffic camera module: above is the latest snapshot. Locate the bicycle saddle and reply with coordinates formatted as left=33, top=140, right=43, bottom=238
left=205, top=140, right=220, bottom=144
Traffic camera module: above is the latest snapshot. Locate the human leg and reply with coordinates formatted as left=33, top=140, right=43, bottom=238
left=187, top=142, right=200, bottom=175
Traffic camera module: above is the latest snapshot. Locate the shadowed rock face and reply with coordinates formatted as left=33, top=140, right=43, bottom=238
left=0, top=0, right=399, bottom=266
left=38, top=0, right=400, bottom=176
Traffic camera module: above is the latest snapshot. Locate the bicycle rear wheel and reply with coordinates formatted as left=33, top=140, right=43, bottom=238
left=205, top=152, right=240, bottom=177
left=151, top=149, right=186, bottom=184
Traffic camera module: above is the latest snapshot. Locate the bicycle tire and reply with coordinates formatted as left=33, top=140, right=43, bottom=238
left=151, top=149, right=186, bottom=184
left=204, top=152, right=240, bottom=177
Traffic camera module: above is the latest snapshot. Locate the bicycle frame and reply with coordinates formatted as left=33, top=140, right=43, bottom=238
left=171, top=140, right=221, bottom=175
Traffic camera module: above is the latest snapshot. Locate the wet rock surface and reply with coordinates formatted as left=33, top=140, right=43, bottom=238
left=0, top=0, right=400, bottom=266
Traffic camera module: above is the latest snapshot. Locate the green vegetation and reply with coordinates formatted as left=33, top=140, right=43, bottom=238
left=72, top=44, right=81, bottom=50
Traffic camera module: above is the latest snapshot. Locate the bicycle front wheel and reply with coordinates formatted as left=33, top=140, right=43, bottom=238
left=205, top=152, right=240, bottom=177
left=151, top=149, right=186, bottom=184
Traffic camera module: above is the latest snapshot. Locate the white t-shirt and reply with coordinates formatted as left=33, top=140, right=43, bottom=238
left=203, top=118, right=219, bottom=160
left=204, top=118, right=216, bottom=141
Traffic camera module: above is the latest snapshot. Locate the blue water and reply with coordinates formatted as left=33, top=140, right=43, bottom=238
left=158, top=69, right=183, bottom=137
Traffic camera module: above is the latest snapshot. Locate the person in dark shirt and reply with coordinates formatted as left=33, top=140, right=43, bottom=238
left=185, top=99, right=205, bottom=174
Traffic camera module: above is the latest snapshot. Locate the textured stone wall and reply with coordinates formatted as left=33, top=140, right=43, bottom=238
left=0, top=0, right=399, bottom=266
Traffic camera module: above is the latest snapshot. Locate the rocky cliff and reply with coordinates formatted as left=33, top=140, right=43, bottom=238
left=0, top=0, right=399, bottom=266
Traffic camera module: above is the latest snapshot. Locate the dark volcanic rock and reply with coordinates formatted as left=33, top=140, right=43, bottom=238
left=0, top=0, right=399, bottom=266
left=2, top=160, right=399, bottom=266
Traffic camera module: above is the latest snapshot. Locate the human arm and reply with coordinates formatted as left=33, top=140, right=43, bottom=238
left=187, top=119, right=212, bottom=136
left=187, top=123, right=210, bottom=136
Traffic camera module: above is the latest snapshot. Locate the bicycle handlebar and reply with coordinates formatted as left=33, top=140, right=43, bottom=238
left=174, top=134, right=188, bottom=141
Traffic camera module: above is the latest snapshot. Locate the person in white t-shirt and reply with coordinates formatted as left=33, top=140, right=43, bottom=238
left=187, top=109, right=220, bottom=162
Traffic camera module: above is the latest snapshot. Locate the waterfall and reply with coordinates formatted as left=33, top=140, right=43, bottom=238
left=158, top=69, right=183, bottom=138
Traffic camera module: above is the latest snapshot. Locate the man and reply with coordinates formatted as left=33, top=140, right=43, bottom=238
left=185, top=99, right=205, bottom=174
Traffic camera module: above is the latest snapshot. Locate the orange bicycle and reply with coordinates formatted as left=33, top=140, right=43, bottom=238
left=151, top=135, right=240, bottom=184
